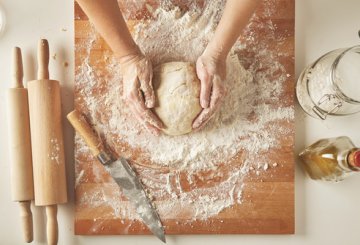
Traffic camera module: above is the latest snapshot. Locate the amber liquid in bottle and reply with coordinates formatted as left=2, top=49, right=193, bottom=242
left=299, top=136, right=360, bottom=182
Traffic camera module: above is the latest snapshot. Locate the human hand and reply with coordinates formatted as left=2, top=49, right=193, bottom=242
left=120, top=51, right=164, bottom=135
left=193, top=48, right=227, bottom=130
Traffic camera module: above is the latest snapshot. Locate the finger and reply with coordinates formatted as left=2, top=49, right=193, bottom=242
left=209, top=75, right=226, bottom=108
left=123, top=71, right=139, bottom=96
left=192, top=107, right=213, bottom=130
left=142, top=108, right=164, bottom=130
left=139, top=71, right=155, bottom=109
left=196, top=61, right=212, bottom=109
left=199, top=74, right=212, bottom=109
left=192, top=77, right=225, bottom=129
left=125, top=75, right=164, bottom=129
left=138, top=58, right=155, bottom=108
left=131, top=89, right=164, bottom=129
left=192, top=111, right=212, bottom=132
left=145, top=121, right=161, bottom=136
left=129, top=103, right=161, bottom=136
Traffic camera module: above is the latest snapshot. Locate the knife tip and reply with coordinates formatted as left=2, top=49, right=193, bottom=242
left=158, top=234, right=166, bottom=243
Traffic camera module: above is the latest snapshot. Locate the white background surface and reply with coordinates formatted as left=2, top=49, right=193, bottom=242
left=1, top=0, right=360, bottom=244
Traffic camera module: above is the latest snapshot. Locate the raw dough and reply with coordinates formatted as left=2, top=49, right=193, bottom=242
left=153, top=62, right=201, bottom=136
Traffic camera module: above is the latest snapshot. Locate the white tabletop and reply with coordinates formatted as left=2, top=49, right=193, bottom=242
left=1, top=0, right=360, bottom=244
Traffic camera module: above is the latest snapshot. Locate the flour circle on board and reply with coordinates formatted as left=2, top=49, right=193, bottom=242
left=153, top=62, right=202, bottom=136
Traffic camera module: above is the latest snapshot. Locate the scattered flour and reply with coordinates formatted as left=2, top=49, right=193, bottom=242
left=49, top=137, right=60, bottom=164
left=74, top=0, right=294, bottom=223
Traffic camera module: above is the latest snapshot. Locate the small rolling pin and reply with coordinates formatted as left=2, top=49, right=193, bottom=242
left=6, top=47, right=34, bottom=243
left=27, top=39, right=68, bottom=245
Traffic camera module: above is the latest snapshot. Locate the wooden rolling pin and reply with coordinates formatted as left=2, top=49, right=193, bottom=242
left=6, top=47, right=34, bottom=243
left=27, top=39, right=68, bottom=245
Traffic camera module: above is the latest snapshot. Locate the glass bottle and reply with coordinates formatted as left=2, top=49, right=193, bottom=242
left=299, top=136, right=360, bottom=182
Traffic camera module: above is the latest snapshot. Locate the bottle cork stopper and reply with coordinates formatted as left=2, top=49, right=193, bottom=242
left=348, top=150, right=360, bottom=168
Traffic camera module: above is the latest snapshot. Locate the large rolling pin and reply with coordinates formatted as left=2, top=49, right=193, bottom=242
left=6, top=47, right=34, bottom=243
left=27, top=39, right=68, bottom=245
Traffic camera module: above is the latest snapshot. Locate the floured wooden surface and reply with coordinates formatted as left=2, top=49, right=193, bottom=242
left=74, top=0, right=295, bottom=235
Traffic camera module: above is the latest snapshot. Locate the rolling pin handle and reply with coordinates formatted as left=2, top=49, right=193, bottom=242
left=12, top=47, right=24, bottom=88
left=19, top=201, right=33, bottom=243
left=46, top=205, right=58, bottom=245
left=37, top=39, right=50, bottom=80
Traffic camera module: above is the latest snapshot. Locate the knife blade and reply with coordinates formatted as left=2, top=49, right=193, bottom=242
left=67, top=110, right=166, bottom=243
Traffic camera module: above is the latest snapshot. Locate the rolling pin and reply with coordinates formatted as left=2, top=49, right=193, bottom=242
left=27, top=39, right=68, bottom=245
left=6, top=47, right=34, bottom=243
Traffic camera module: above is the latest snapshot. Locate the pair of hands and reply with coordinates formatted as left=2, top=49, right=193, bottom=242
left=120, top=48, right=227, bottom=136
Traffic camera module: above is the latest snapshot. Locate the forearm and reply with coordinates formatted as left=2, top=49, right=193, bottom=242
left=76, top=0, right=139, bottom=58
left=207, top=0, right=260, bottom=58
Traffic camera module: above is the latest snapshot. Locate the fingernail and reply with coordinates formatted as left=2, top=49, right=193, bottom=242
left=201, top=99, right=209, bottom=108
left=193, top=121, right=200, bottom=129
left=154, top=120, right=165, bottom=129
left=153, top=129, right=161, bottom=136
left=145, top=100, right=154, bottom=108
left=149, top=120, right=164, bottom=130
left=158, top=123, right=165, bottom=130
left=145, top=126, right=159, bottom=136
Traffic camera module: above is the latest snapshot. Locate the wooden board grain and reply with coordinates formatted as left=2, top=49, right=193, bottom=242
left=74, top=0, right=295, bottom=235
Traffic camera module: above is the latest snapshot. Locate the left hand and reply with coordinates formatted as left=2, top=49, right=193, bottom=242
left=119, top=51, right=164, bottom=135
left=193, top=48, right=227, bottom=130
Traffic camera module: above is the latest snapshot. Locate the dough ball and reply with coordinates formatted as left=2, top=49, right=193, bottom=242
left=153, top=62, right=201, bottom=136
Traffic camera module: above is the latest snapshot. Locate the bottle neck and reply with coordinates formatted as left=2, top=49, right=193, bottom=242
left=347, top=148, right=360, bottom=171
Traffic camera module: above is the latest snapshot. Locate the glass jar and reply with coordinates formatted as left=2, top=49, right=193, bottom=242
left=296, top=46, right=360, bottom=120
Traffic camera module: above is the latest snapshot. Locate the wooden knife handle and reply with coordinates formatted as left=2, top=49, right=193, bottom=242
left=38, top=39, right=49, bottom=80
left=19, top=201, right=33, bottom=243
left=46, top=205, right=58, bottom=245
left=12, top=47, right=24, bottom=88
left=67, top=110, right=103, bottom=156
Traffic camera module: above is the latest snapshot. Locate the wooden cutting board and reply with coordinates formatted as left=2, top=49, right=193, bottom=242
left=74, top=0, right=295, bottom=235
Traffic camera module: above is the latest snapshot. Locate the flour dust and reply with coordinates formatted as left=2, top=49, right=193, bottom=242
left=74, top=0, right=294, bottom=223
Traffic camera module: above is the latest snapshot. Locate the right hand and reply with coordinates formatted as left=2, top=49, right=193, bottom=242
left=119, top=51, right=164, bottom=135
left=193, top=48, right=227, bottom=130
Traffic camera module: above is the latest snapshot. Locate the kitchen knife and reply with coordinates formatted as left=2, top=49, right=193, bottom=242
left=67, top=110, right=166, bottom=243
